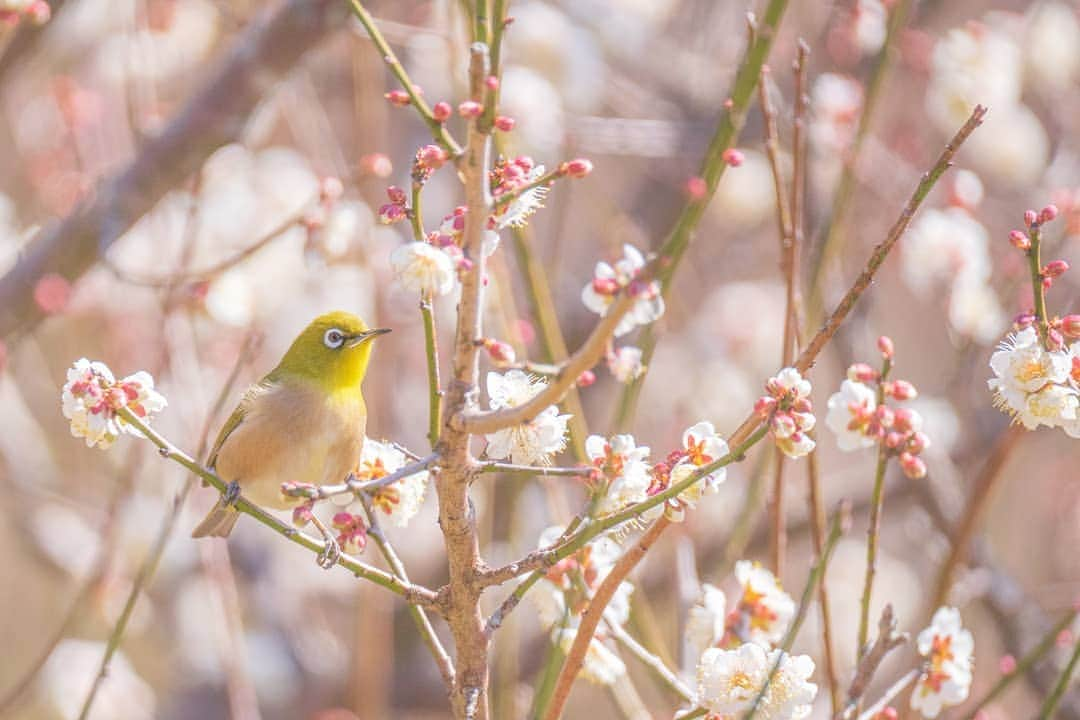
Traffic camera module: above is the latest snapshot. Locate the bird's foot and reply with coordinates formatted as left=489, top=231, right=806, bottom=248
left=317, top=535, right=340, bottom=569
left=223, top=481, right=241, bottom=507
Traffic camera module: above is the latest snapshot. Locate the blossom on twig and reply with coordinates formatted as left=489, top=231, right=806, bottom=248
left=61, top=359, right=167, bottom=449
left=361, top=440, right=429, bottom=528
left=756, top=368, right=816, bottom=459
left=910, top=607, right=973, bottom=719
left=695, top=642, right=817, bottom=719
left=483, top=370, right=570, bottom=465
left=586, top=434, right=651, bottom=516
left=581, top=244, right=665, bottom=337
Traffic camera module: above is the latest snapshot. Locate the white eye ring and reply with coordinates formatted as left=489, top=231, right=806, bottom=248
left=323, top=328, right=346, bottom=349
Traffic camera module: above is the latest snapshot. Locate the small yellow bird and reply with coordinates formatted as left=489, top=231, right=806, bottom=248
left=192, top=311, right=390, bottom=539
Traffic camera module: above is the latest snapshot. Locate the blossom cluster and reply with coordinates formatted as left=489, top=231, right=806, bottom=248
left=483, top=370, right=571, bottom=465
left=911, top=607, right=974, bottom=718
left=825, top=337, right=930, bottom=478
left=490, top=155, right=548, bottom=229
left=581, top=244, right=665, bottom=337
left=358, top=440, right=430, bottom=528
left=754, top=368, right=816, bottom=459
left=61, top=359, right=167, bottom=449
left=643, top=421, right=730, bottom=522
left=687, top=563, right=811, bottom=719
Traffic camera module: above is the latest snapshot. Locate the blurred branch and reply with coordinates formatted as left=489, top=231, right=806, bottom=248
left=1038, top=632, right=1080, bottom=718
left=605, top=614, right=695, bottom=703
left=0, top=0, right=345, bottom=340
left=855, top=669, right=919, bottom=720
left=837, top=605, right=907, bottom=719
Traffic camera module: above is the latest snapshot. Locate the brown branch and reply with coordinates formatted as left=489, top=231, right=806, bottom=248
left=0, top=0, right=343, bottom=340
left=541, top=517, right=672, bottom=720
left=836, top=605, right=908, bottom=719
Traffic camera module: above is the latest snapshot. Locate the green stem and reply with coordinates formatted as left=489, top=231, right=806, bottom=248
left=1028, top=226, right=1050, bottom=346
left=857, top=445, right=889, bottom=659
left=422, top=294, right=442, bottom=447
left=479, top=0, right=507, bottom=133
left=346, top=0, right=462, bottom=157
left=1037, top=625, right=1080, bottom=719
left=410, top=182, right=426, bottom=242
left=613, top=0, right=791, bottom=431
left=963, top=608, right=1078, bottom=719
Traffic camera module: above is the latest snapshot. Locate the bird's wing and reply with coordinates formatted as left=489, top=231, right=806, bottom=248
left=207, top=381, right=273, bottom=469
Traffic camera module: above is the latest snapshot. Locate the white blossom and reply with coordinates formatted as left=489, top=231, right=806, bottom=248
left=581, top=244, right=665, bottom=337
left=496, top=163, right=547, bottom=229
left=695, top=644, right=816, bottom=719
left=826, top=379, right=878, bottom=451
left=988, top=327, right=1076, bottom=430
left=607, top=345, right=646, bottom=383
left=390, top=241, right=456, bottom=296
left=852, top=0, right=887, bottom=56
left=360, top=439, right=429, bottom=528
left=733, top=561, right=796, bottom=647
left=484, top=371, right=570, bottom=465
left=911, top=607, right=974, bottom=718
left=684, top=584, right=726, bottom=662
left=586, top=434, right=651, bottom=516
left=61, top=359, right=167, bottom=449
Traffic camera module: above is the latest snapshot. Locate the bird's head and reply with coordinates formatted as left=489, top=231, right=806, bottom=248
left=276, top=311, right=390, bottom=392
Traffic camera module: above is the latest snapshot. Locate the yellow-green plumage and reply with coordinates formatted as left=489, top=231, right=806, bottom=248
left=191, top=311, right=389, bottom=538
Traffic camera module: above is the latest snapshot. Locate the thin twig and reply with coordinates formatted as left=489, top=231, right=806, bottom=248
left=605, top=615, right=695, bottom=703
left=837, top=605, right=908, bottom=719
left=1039, top=635, right=1080, bottom=719
left=281, top=454, right=438, bottom=499
left=806, top=434, right=841, bottom=714
left=475, top=461, right=592, bottom=477
left=857, top=443, right=889, bottom=660
left=421, top=295, right=443, bottom=448
left=855, top=669, right=919, bottom=720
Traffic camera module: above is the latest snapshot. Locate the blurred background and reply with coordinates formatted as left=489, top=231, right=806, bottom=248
left=0, top=0, right=1079, bottom=717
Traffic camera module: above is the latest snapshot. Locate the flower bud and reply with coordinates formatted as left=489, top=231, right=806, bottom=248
left=685, top=176, right=707, bottom=200
left=1040, top=204, right=1059, bottom=224
left=576, top=369, right=597, bottom=388
left=385, top=89, right=411, bottom=106
left=754, top=395, right=778, bottom=418
left=791, top=396, right=812, bottom=413
left=359, top=152, right=392, bottom=178
left=893, top=407, right=916, bottom=432
left=485, top=75, right=500, bottom=90
left=771, top=411, right=796, bottom=438
left=561, top=158, right=594, bottom=178
left=1008, top=230, right=1030, bottom=251
left=877, top=335, right=894, bottom=359
left=998, top=654, right=1017, bottom=675
left=722, top=148, right=744, bottom=167
left=386, top=185, right=407, bottom=205
left=482, top=339, right=516, bottom=366
left=432, top=101, right=452, bottom=122
left=888, top=379, right=918, bottom=400
left=874, top=405, right=895, bottom=428
left=292, top=503, right=314, bottom=528
left=458, top=100, right=484, bottom=118
left=378, top=203, right=407, bottom=224
left=1024, top=209, right=1038, bottom=227
left=592, top=276, right=619, bottom=296
left=1048, top=328, right=1065, bottom=351
left=1044, top=259, right=1070, bottom=278
left=494, top=115, right=516, bottom=132
left=908, top=431, right=930, bottom=454
left=899, top=452, right=927, bottom=479
left=884, top=431, right=905, bottom=450
left=1061, top=315, right=1080, bottom=338
left=848, top=362, right=878, bottom=383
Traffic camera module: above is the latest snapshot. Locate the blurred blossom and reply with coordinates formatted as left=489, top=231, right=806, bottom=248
left=684, top=583, right=726, bottom=665
left=95, top=0, right=219, bottom=83
left=964, top=104, right=1049, bottom=188
left=947, top=277, right=1007, bottom=344
left=32, top=503, right=103, bottom=578
left=556, top=628, right=626, bottom=685
left=711, top=150, right=776, bottom=228
left=811, top=73, right=862, bottom=154
left=1024, top=3, right=1080, bottom=93
left=730, top=561, right=796, bottom=647
left=316, top=200, right=374, bottom=260
left=41, top=639, right=156, bottom=720
left=852, top=0, right=888, bottom=57
left=204, top=268, right=255, bottom=327
left=499, top=66, right=565, bottom=153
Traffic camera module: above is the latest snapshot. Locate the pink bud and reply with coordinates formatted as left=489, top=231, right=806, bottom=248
left=889, top=379, right=918, bottom=400
left=1061, top=315, right=1080, bottom=338
left=899, top=452, right=927, bottom=479
left=685, top=176, right=707, bottom=200
left=908, top=432, right=930, bottom=454
left=576, top=369, right=597, bottom=388
left=999, top=654, right=1017, bottom=675
left=561, top=158, right=594, bottom=179
left=385, top=89, right=411, bottom=106
left=723, top=98, right=734, bottom=109
left=1040, top=204, right=1059, bottom=224
left=884, top=432, right=905, bottom=450
left=1015, top=312, right=1036, bottom=328
left=874, top=709, right=899, bottom=720
left=386, top=185, right=407, bottom=205
left=772, top=411, right=796, bottom=438
left=1009, top=230, right=1031, bottom=251
left=754, top=396, right=778, bottom=418
left=378, top=203, right=407, bottom=224
left=27, top=0, right=49, bottom=24
left=417, top=144, right=449, bottom=169
left=1057, top=629, right=1074, bottom=647
left=483, top=339, right=516, bottom=365
left=359, top=152, right=393, bottom=178
left=592, top=276, right=619, bottom=296
left=432, top=101, right=452, bottom=122
left=1044, top=277, right=1054, bottom=291
left=1024, top=209, right=1038, bottom=227
left=1044, top=259, right=1070, bottom=278
left=792, top=396, right=812, bottom=413
left=847, top=362, right=878, bottom=383
left=893, top=407, right=915, bottom=432
left=33, top=273, right=70, bottom=314
left=875, top=405, right=895, bottom=428
left=485, top=75, right=500, bottom=90
left=722, top=148, right=744, bottom=167
left=877, top=335, right=894, bottom=359
left=292, top=503, right=314, bottom=528
left=458, top=100, right=484, bottom=118
left=494, top=115, right=516, bottom=132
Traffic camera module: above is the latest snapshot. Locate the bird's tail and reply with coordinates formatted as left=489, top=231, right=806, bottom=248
left=191, top=502, right=240, bottom=538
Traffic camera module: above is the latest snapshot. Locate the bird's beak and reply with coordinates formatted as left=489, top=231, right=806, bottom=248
left=346, top=327, right=392, bottom=347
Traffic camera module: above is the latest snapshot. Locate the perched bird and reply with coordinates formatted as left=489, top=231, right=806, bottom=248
left=192, top=311, right=390, bottom=539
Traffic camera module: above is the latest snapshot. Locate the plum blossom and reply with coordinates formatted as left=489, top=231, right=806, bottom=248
left=730, top=561, right=796, bottom=647
left=685, top=583, right=726, bottom=663
left=484, top=371, right=570, bottom=465
left=331, top=512, right=367, bottom=554
left=756, top=368, right=816, bottom=459
left=911, top=607, right=974, bottom=718
left=586, top=434, right=651, bottom=516
left=581, top=244, right=665, bottom=337
left=826, top=379, right=879, bottom=451
left=607, top=345, right=646, bottom=383
left=645, top=421, right=729, bottom=522
left=490, top=156, right=547, bottom=229
left=359, top=440, right=429, bottom=528
left=695, top=643, right=816, bottom=719
left=390, top=241, right=456, bottom=296
left=61, top=359, right=167, bottom=449
left=988, top=327, right=1077, bottom=431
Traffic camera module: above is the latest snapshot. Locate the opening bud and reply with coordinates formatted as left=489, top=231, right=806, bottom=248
left=385, top=89, right=411, bottom=106
left=847, top=362, right=878, bottom=383
left=386, top=185, right=407, bottom=205
left=561, top=158, right=594, bottom=178
left=1008, top=230, right=1030, bottom=251
left=1024, top=209, right=1038, bottom=227
left=888, top=379, right=918, bottom=400
left=458, top=100, right=484, bottom=118
left=1039, top=204, right=1059, bottom=224
left=899, top=452, right=927, bottom=479
left=576, top=370, right=597, bottom=388
left=494, top=115, right=516, bottom=132
left=1061, top=315, right=1080, bottom=338
left=1044, top=259, right=1070, bottom=278
left=877, top=335, right=894, bottom=359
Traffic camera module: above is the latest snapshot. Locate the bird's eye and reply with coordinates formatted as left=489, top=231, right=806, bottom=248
left=323, top=329, right=346, bottom=349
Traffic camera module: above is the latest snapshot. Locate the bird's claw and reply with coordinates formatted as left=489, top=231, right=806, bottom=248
left=317, top=536, right=340, bottom=570
left=223, top=481, right=241, bottom=507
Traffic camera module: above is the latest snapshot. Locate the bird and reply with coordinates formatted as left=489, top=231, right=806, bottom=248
left=191, top=311, right=390, bottom=543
